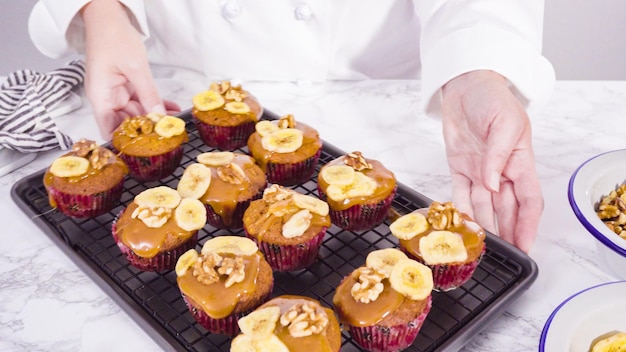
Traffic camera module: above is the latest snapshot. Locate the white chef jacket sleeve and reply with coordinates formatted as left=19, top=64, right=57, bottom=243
left=28, top=0, right=150, bottom=59
left=416, top=0, right=556, bottom=115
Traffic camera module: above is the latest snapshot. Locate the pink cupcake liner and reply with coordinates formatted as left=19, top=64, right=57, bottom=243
left=244, top=228, right=327, bottom=271
left=193, top=117, right=256, bottom=151
left=48, top=178, right=124, bottom=218
left=204, top=187, right=265, bottom=229
left=404, top=247, right=486, bottom=292
left=120, top=146, right=184, bottom=182
left=264, top=148, right=322, bottom=186
left=318, top=187, right=397, bottom=232
left=349, top=295, right=432, bottom=352
left=111, top=218, right=198, bottom=272
left=181, top=284, right=273, bottom=336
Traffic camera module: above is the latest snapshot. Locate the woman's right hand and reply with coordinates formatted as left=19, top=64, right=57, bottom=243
left=81, top=0, right=180, bottom=139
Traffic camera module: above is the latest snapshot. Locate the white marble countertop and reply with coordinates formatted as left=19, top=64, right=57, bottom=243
left=1, top=79, right=625, bottom=351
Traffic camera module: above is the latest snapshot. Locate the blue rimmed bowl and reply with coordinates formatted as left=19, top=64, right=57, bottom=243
left=568, top=149, right=626, bottom=278
left=540, top=280, right=626, bottom=351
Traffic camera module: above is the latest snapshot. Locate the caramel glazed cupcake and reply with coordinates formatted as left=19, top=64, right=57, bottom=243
left=390, top=201, right=486, bottom=291
left=243, top=184, right=331, bottom=271
left=112, top=113, right=188, bottom=182
left=231, top=295, right=342, bottom=352
left=333, top=248, right=434, bottom=352
left=317, top=151, right=397, bottom=231
left=192, top=81, right=263, bottom=151
left=177, top=151, right=267, bottom=229
left=247, top=114, right=323, bottom=186
left=44, top=139, right=128, bottom=218
left=175, top=236, right=274, bottom=336
left=112, top=186, right=206, bottom=271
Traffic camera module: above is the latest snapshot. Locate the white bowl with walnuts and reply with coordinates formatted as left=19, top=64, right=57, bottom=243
left=569, top=149, right=626, bottom=279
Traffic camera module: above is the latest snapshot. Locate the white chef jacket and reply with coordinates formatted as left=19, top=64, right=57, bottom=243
left=28, top=0, right=555, bottom=113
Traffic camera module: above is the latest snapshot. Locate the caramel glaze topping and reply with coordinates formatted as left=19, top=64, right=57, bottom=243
left=177, top=252, right=261, bottom=319
left=333, top=269, right=405, bottom=327
left=244, top=199, right=331, bottom=245
left=263, top=296, right=339, bottom=352
left=400, top=208, right=486, bottom=263
left=318, top=156, right=396, bottom=211
left=111, top=123, right=188, bottom=157
left=247, top=121, right=322, bottom=172
left=114, top=202, right=195, bottom=258
left=193, top=94, right=262, bottom=126
left=200, top=154, right=266, bottom=226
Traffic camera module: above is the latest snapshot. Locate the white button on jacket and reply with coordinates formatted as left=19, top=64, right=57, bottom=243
left=221, top=1, right=243, bottom=20
left=294, top=4, right=313, bottom=21
left=28, top=0, right=555, bottom=113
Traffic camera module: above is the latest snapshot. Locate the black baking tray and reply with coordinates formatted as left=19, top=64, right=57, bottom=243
left=11, top=109, right=538, bottom=351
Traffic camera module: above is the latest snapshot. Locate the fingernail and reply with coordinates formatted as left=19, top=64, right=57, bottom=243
left=150, top=104, right=166, bottom=114
left=488, top=173, right=500, bottom=192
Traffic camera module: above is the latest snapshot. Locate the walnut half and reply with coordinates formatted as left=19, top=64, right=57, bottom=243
left=277, top=114, right=296, bottom=129
left=350, top=267, right=385, bottom=304
left=279, top=302, right=329, bottom=338
left=192, top=252, right=247, bottom=287
left=89, top=147, right=116, bottom=170
left=427, top=201, right=462, bottom=230
left=344, top=151, right=372, bottom=171
left=193, top=252, right=222, bottom=286
left=131, top=205, right=172, bottom=228
left=218, top=256, right=245, bottom=288
left=121, top=116, right=154, bottom=138
left=217, top=163, right=246, bottom=185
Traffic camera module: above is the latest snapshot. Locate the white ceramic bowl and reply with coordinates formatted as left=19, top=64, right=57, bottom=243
left=568, top=149, right=626, bottom=278
left=540, top=280, right=626, bottom=352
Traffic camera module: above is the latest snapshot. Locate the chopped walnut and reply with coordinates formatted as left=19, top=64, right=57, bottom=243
left=224, top=86, right=247, bottom=102
left=263, top=184, right=294, bottom=203
left=209, top=81, right=231, bottom=95
left=597, top=184, right=626, bottom=239
left=193, top=252, right=223, bottom=285
left=121, top=116, right=154, bottom=138
left=217, top=256, right=245, bottom=288
left=71, top=139, right=116, bottom=170
left=427, top=201, right=462, bottom=230
left=217, top=163, right=246, bottom=185
left=89, top=147, right=116, bottom=170
left=344, top=151, right=372, bottom=171
left=277, top=114, right=296, bottom=129
left=72, top=139, right=97, bottom=157
left=131, top=205, right=172, bottom=228
left=350, top=267, right=385, bottom=304
left=279, top=302, right=329, bottom=338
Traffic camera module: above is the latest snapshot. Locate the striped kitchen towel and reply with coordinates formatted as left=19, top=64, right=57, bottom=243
left=0, top=60, right=85, bottom=153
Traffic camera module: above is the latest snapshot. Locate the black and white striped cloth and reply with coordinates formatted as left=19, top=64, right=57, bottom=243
left=0, top=60, right=85, bottom=153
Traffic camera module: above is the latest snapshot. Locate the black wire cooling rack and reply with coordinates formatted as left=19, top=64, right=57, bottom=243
left=11, top=109, right=537, bottom=352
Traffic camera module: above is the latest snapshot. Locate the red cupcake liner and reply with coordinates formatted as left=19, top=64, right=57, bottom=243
left=48, top=178, right=124, bottom=218
left=204, top=186, right=265, bottom=229
left=349, top=295, right=432, bottom=352
left=111, top=217, right=198, bottom=272
left=244, top=227, right=327, bottom=271
left=264, top=148, right=322, bottom=186
left=318, top=187, right=397, bottom=232
left=120, top=146, right=184, bottom=182
left=403, top=247, right=486, bottom=292
left=181, top=284, right=273, bottom=336
left=193, top=117, right=256, bottom=151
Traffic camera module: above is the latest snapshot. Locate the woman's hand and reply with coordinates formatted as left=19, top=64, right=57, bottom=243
left=441, top=70, right=543, bottom=253
left=81, top=0, right=179, bottom=139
